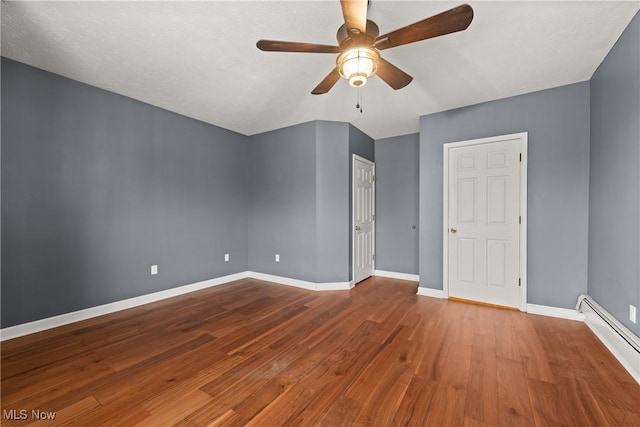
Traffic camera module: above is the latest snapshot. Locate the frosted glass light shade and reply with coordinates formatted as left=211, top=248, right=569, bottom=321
left=337, top=48, right=380, bottom=87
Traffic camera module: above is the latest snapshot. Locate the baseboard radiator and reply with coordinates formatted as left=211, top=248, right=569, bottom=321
left=576, top=294, right=640, bottom=384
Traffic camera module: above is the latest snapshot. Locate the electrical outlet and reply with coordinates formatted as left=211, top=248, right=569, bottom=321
left=275, top=254, right=280, bottom=262
left=224, top=253, right=229, bottom=262
left=631, top=305, right=637, bottom=324
left=150, top=264, right=158, bottom=275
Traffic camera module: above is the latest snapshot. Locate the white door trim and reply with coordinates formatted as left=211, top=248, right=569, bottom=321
left=443, top=132, right=528, bottom=311
left=352, top=154, right=375, bottom=284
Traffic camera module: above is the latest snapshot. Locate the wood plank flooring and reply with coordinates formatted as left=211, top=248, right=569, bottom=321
left=1, top=277, right=639, bottom=426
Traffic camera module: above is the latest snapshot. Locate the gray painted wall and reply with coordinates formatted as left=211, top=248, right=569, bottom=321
left=348, top=124, right=375, bottom=280
left=2, top=58, right=249, bottom=327
left=419, top=82, right=591, bottom=309
left=589, top=12, right=640, bottom=334
left=349, top=124, right=375, bottom=163
left=3, top=62, right=366, bottom=328
left=248, top=121, right=356, bottom=284
left=1, top=56, right=3, bottom=302
left=374, top=134, right=419, bottom=275
left=316, top=121, right=350, bottom=283
left=248, top=122, right=317, bottom=282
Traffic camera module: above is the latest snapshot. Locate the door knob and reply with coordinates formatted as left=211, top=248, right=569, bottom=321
left=355, top=225, right=361, bottom=231
left=450, top=227, right=457, bottom=234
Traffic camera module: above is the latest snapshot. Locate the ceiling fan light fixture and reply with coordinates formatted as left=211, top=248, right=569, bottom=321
left=337, top=47, right=380, bottom=88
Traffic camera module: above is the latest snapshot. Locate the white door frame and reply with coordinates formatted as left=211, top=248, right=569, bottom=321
left=443, top=132, right=528, bottom=311
left=352, top=154, right=375, bottom=284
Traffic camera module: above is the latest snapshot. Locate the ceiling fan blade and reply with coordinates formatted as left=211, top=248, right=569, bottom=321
left=257, top=40, right=340, bottom=53
left=340, top=0, right=368, bottom=34
left=375, top=4, right=473, bottom=50
left=376, top=58, right=413, bottom=90
left=312, top=68, right=341, bottom=95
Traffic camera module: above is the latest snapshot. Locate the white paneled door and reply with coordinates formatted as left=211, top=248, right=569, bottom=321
left=446, top=134, right=526, bottom=309
left=353, top=156, right=375, bottom=284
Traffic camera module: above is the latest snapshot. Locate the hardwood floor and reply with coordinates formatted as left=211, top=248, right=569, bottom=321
left=2, top=277, right=639, bottom=426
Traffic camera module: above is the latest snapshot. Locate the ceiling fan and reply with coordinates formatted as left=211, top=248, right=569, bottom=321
left=257, top=1, right=474, bottom=95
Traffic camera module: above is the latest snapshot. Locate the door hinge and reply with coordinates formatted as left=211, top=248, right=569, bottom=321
left=519, top=216, right=521, bottom=224
left=372, top=254, right=375, bottom=261
left=372, top=175, right=375, bottom=182
left=519, top=278, right=521, bottom=287
left=520, top=153, right=522, bottom=162
left=372, top=213, right=375, bottom=221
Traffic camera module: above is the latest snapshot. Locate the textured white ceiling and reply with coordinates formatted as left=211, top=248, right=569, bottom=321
left=2, top=1, right=638, bottom=139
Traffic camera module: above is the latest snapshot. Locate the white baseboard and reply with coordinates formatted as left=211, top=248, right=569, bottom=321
left=246, top=271, right=352, bottom=291
left=526, top=304, right=585, bottom=321
left=246, top=271, right=316, bottom=290
left=1, top=270, right=356, bottom=341
left=375, top=270, right=419, bottom=282
left=416, top=287, right=445, bottom=299
left=0, top=271, right=248, bottom=341
left=317, top=281, right=355, bottom=291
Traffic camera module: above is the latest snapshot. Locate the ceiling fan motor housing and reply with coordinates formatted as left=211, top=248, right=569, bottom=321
left=336, top=19, right=380, bottom=48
